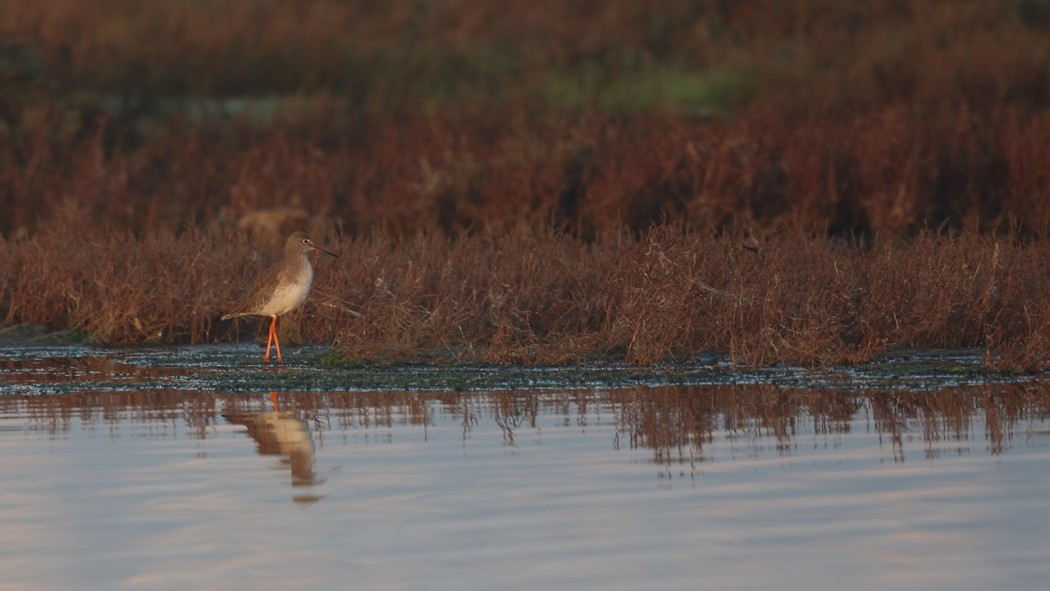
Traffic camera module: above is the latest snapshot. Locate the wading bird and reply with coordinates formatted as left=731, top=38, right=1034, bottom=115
left=222, top=231, right=338, bottom=362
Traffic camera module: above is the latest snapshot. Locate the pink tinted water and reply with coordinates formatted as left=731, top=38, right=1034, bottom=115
left=1, top=387, right=1049, bottom=591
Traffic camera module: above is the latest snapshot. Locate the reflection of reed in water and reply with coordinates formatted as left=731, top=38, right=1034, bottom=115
left=6, top=384, right=1050, bottom=469
left=222, top=393, right=325, bottom=505
left=604, top=383, right=1045, bottom=465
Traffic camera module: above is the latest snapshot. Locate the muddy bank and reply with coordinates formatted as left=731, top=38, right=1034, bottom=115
left=1, top=342, right=1041, bottom=396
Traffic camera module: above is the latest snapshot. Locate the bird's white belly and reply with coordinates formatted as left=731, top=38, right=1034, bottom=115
left=259, top=274, right=313, bottom=316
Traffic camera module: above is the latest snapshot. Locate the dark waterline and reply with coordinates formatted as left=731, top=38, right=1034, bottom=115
left=0, top=343, right=1040, bottom=394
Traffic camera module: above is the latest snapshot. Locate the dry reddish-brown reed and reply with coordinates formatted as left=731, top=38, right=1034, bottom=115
left=3, top=225, right=1050, bottom=369
left=5, top=107, right=1050, bottom=241
left=5, top=1, right=1050, bottom=369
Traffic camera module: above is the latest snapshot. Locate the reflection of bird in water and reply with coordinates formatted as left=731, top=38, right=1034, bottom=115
left=223, top=392, right=326, bottom=505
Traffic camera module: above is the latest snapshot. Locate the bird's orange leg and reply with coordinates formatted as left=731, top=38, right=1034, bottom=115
left=262, top=315, right=277, bottom=362
left=272, top=316, right=284, bottom=362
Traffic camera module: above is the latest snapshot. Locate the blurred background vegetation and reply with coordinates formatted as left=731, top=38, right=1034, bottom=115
left=3, top=0, right=1050, bottom=238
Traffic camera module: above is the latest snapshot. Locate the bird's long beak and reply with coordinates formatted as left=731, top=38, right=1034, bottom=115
left=311, top=244, right=339, bottom=258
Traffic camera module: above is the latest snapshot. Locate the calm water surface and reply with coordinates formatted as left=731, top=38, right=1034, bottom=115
left=2, top=345, right=1050, bottom=590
